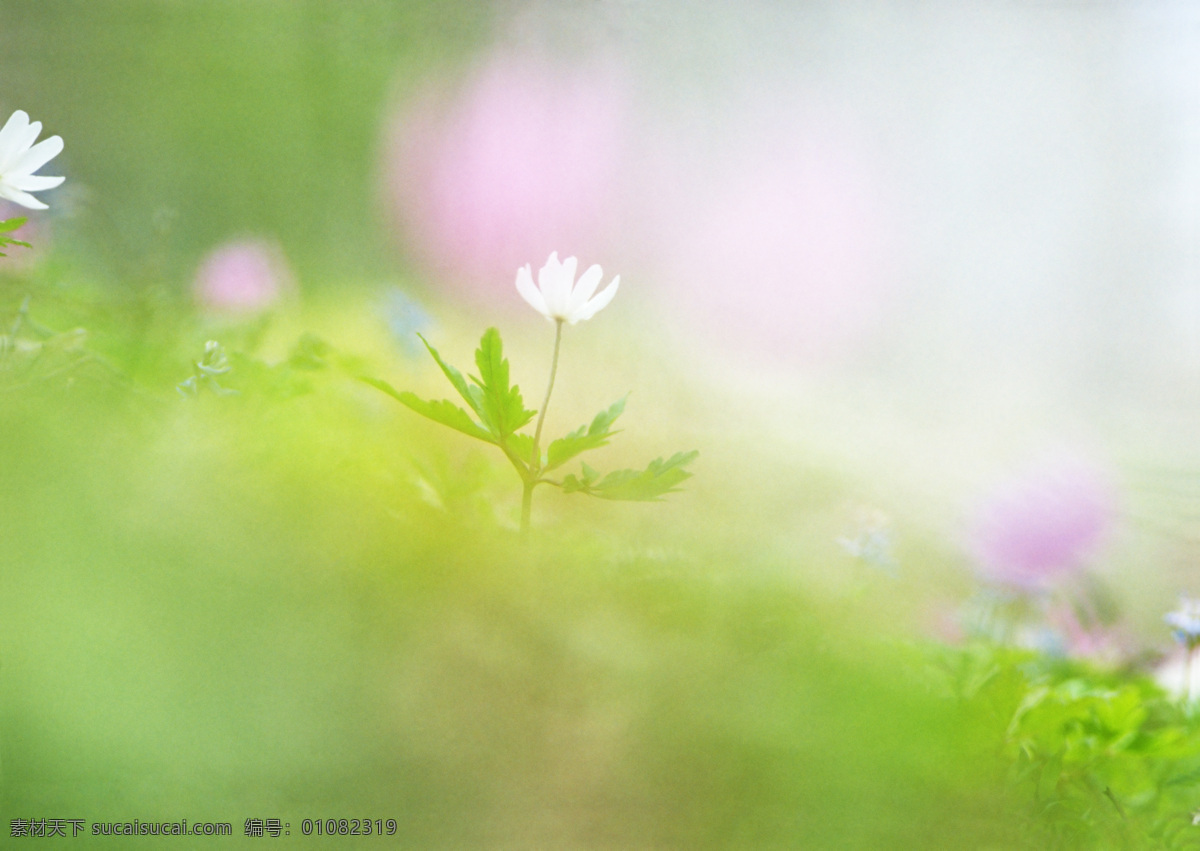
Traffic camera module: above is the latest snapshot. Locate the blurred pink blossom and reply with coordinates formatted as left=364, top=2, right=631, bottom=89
left=1043, top=603, right=1127, bottom=664
left=0, top=200, right=50, bottom=270
left=193, top=239, right=291, bottom=315
left=639, top=97, right=900, bottom=363
left=384, top=54, right=626, bottom=299
left=965, top=453, right=1118, bottom=590
left=924, top=601, right=968, bottom=645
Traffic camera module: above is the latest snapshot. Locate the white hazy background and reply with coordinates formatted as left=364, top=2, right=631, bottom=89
left=491, top=3, right=1193, bottom=461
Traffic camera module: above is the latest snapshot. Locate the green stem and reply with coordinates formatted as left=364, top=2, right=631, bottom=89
left=1186, top=644, right=1196, bottom=707
left=520, top=480, right=534, bottom=540
left=521, top=319, right=564, bottom=537
left=531, top=319, right=563, bottom=468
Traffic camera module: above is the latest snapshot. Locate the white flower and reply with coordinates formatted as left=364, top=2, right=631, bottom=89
left=515, top=251, right=619, bottom=324
left=0, top=110, right=65, bottom=211
left=1155, top=650, right=1200, bottom=703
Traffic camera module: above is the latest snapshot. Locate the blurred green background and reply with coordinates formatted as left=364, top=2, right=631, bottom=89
left=0, top=371, right=1026, bottom=847
left=0, top=0, right=488, bottom=284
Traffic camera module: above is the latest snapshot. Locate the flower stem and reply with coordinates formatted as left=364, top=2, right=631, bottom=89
left=531, top=319, right=564, bottom=468
left=521, top=318, right=563, bottom=537
left=520, top=480, right=534, bottom=540
left=1186, top=645, right=1196, bottom=707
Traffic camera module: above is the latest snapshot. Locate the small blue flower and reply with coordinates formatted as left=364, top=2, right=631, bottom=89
left=1015, top=625, right=1068, bottom=658
left=837, top=508, right=898, bottom=574
left=381, top=288, right=432, bottom=357
left=1164, top=597, right=1200, bottom=649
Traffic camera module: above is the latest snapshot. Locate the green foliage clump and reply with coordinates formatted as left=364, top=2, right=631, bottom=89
left=934, top=641, right=1200, bottom=849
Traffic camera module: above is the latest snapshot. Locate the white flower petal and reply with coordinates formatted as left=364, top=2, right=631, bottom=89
left=555, top=255, right=579, bottom=317
left=0, top=110, right=29, bottom=138
left=537, top=251, right=561, bottom=286
left=16, top=120, right=43, bottom=153
left=538, top=252, right=571, bottom=318
left=571, top=275, right=619, bottom=323
left=515, top=263, right=550, bottom=319
left=0, top=184, right=48, bottom=210
left=2, top=120, right=43, bottom=174
left=7, top=134, right=62, bottom=177
left=0, top=111, right=31, bottom=169
left=537, top=252, right=559, bottom=304
left=568, top=264, right=603, bottom=314
left=560, top=255, right=578, bottom=284
left=6, top=173, right=63, bottom=192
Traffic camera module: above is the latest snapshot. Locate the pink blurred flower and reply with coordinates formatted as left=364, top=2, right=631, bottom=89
left=639, top=97, right=900, bottom=363
left=193, top=239, right=292, bottom=315
left=384, top=54, right=626, bottom=298
left=965, top=453, right=1118, bottom=590
left=1043, top=603, right=1127, bottom=664
left=0, top=200, right=50, bottom=269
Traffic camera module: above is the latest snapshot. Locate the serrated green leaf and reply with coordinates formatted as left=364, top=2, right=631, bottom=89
left=416, top=333, right=487, bottom=422
left=0, top=217, right=27, bottom=233
left=545, top=395, right=626, bottom=471
left=360, top=376, right=495, bottom=444
left=468, top=327, right=535, bottom=440
left=509, top=432, right=534, bottom=464
left=563, top=450, right=698, bottom=501
left=399, top=394, right=496, bottom=444
left=561, top=462, right=600, bottom=493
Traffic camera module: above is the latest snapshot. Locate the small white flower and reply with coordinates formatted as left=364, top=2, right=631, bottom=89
left=515, top=251, right=619, bottom=325
left=0, top=110, right=65, bottom=211
left=1155, top=649, right=1200, bottom=703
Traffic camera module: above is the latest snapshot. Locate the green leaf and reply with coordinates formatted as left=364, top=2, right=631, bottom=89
left=363, top=331, right=535, bottom=477
left=360, top=376, right=495, bottom=445
left=468, top=327, right=535, bottom=440
left=0, top=234, right=31, bottom=257
left=560, top=463, right=601, bottom=493
left=416, top=333, right=487, bottom=422
left=545, top=396, right=626, bottom=471
left=561, top=450, right=698, bottom=501
left=288, top=333, right=333, bottom=371
left=508, top=432, right=534, bottom=465
left=0, top=217, right=27, bottom=233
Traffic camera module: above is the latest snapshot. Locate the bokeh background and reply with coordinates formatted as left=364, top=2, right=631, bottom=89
left=0, top=0, right=1197, bottom=847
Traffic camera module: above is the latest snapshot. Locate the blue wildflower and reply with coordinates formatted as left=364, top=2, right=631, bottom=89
left=837, top=508, right=897, bottom=574
left=1165, top=598, right=1200, bottom=650
left=382, top=288, right=432, bottom=357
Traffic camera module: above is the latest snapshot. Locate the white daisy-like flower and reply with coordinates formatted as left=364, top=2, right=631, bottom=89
left=515, top=251, right=619, bottom=325
left=0, top=110, right=65, bottom=211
